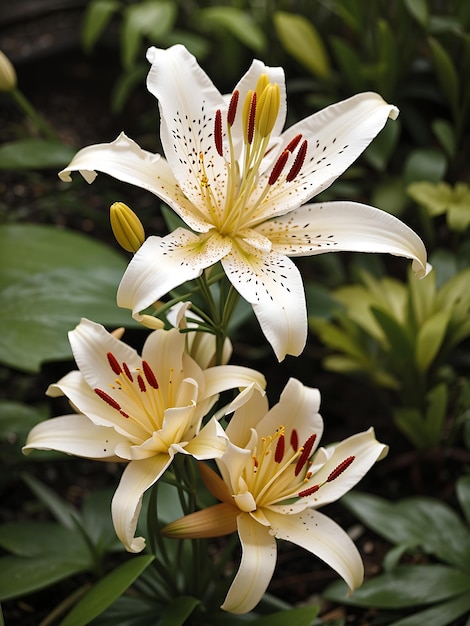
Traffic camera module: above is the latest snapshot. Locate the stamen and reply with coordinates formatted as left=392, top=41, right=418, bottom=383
left=327, top=456, right=355, bottom=482
left=227, top=90, right=239, bottom=126
left=94, top=388, right=121, bottom=410
left=290, top=429, right=299, bottom=452
left=294, top=434, right=317, bottom=476
left=285, top=134, right=303, bottom=153
left=298, top=484, right=320, bottom=497
left=247, top=91, right=257, bottom=144
left=214, top=109, right=223, bottom=157
left=274, top=433, right=285, bottom=463
left=107, top=352, right=122, bottom=375
left=286, top=139, right=308, bottom=182
left=268, top=149, right=289, bottom=185
left=142, top=360, right=159, bottom=389
left=122, top=362, right=133, bottom=382
left=137, top=374, right=146, bottom=392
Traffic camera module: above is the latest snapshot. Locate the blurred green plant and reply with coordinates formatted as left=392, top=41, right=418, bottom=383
left=408, top=181, right=470, bottom=233
left=323, top=476, right=470, bottom=626
left=310, top=266, right=470, bottom=448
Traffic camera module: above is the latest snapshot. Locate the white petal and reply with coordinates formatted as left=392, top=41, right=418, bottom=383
left=23, top=414, right=124, bottom=460
left=221, top=241, right=307, bottom=360
left=112, top=454, right=172, bottom=552
left=256, top=377, right=323, bottom=449
left=184, top=417, right=227, bottom=459
left=258, top=201, right=430, bottom=278
left=225, top=390, right=269, bottom=448
left=252, top=92, right=399, bottom=222
left=59, top=132, right=211, bottom=233
left=266, top=508, right=364, bottom=590
left=117, top=229, right=232, bottom=316
left=203, top=365, right=266, bottom=403
left=221, top=513, right=277, bottom=614
left=146, top=45, right=227, bottom=213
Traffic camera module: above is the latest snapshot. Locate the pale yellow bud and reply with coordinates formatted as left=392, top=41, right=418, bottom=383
left=0, top=50, right=17, bottom=92
left=134, top=313, right=165, bottom=330
left=110, top=202, right=145, bottom=253
left=256, top=83, right=281, bottom=138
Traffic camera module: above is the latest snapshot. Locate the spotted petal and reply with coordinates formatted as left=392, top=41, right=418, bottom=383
left=59, top=132, right=211, bottom=233
left=221, top=512, right=277, bottom=614
left=117, top=229, right=232, bottom=318
left=265, top=508, right=364, bottom=591
left=221, top=240, right=307, bottom=360
left=256, top=201, right=430, bottom=278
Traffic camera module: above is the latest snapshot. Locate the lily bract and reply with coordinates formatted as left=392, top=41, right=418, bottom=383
left=23, top=318, right=265, bottom=553
left=162, top=377, right=388, bottom=614
left=59, top=44, right=429, bottom=360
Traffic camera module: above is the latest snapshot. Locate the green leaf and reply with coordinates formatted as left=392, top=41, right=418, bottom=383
left=330, top=36, right=365, bottom=91
left=404, top=148, right=447, bottom=183
left=432, top=119, right=456, bottom=159
left=0, top=139, right=77, bottom=170
left=22, top=473, right=78, bottom=530
left=0, top=224, right=137, bottom=372
left=81, top=489, right=123, bottom=555
left=415, top=310, right=450, bottom=371
left=60, top=555, right=154, bottom=626
left=0, top=523, right=92, bottom=600
left=389, top=591, right=470, bottom=626
left=393, top=406, right=432, bottom=449
left=370, top=306, right=414, bottom=361
left=364, top=118, right=400, bottom=172
left=403, top=0, right=429, bottom=28
left=324, top=565, right=470, bottom=608
left=273, top=12, right=330, bottom=78
left=0, top=401, right=47, bottom=442
left=423, top=383, right=448, bottom=445
left=159, top=596, right=201, bottom=626
left=428, top=37, right=460, bottom=119
left=81, top=0, right=121, bottom=53
left=456, top=476, right=470, bottom=525
left=198, top=7, right=266, bottom=53
left=121, top=1, right=176, bottom=68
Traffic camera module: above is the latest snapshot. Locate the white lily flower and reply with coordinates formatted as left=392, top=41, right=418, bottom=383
left=23, top=318, right=265, bottom=553
left=59, top=44, right=429, bottom=360
left=162, top=378, right=388, bottom=614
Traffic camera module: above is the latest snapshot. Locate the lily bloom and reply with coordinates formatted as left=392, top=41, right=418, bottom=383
left=23, top=318, right=265, bottom=553
left=59, top=44, right=429, bottom=360
left=162, top=378, right=388, bottom=614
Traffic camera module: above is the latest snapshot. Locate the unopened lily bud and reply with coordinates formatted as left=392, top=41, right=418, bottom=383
left=110, top=202, right=145, bottom=252
left=0, top=50, right=17, bottom=92
left=256, top=83, right=280, bottom=138
left=134, top=313, right=165, bottom=330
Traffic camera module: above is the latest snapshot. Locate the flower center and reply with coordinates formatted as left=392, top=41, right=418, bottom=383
left=203, top=74, right=308, bottom=237
left=94, top=352, right=171, bottom=435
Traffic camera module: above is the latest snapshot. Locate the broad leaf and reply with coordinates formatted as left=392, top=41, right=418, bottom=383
left=159, top=596, right=201, bottom=626
left=0, top=139, right=77, bottom=170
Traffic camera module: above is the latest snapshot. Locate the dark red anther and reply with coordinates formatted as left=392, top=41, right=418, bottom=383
left=327, top=456, right=355, bottom=482
left=94, top=388, right=121, bottom=410
left=227, top=90, right=239, bottom=126
left=107, top=352, right=122, bottom=375
left=286, top=139, right=307, bottom=182
left=268, top=149, right=289, bottom=185
left=294, top=433, right=317, bottom=476
left=122, top=362, right=133, bottom=382
left=247, top=91, right=257, bottom=144
left=285, top=133, right=303, bottom=153
left=275, top=433, right=285, bottom=463
left=290, top=429, right=299, bottom=452
left=137, top=374, right=146, bottom=392
left=214, top=109, right=223, bottom=157
left=142, top=360, right=159, bottom=389
left=298, top=484, right=320, bottom=497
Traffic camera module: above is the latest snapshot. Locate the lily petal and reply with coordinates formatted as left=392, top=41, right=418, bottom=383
left=225, top=389, right=269, bottom=448
left=221, top=513, right=277, bottom=614
left=184, top=416, right=227, bottom=459
left=59, top=133, right=212, bottom=233
left=23, top=414, right=124, bottom=460
left=162, top=502, right=238, bottom=539
left=221, top=241, right=307, bottom=360
left=265, top=508, right=364, bottom=591
left=112, top=454, right=172, bottom=552
left=117, top=229, right=232, bottom=316
left=203, top=365, right=266, bottom=403
left=257, top=201, right=430, bottom=278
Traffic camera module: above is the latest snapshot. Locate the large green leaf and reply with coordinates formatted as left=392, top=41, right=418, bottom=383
left=159, top=596, right=201, bottom=626
left=0, top=139, right=77, bottom=170
left=60, top=555, right=154, bottom=626
left=0, top=224, right=138, bottom=371
left=324, top=565, right=470, bottom=608
left=389, top=591, right=470, bottom=626
left=197, top=7, right=266, bottom=52
left=81, top=0, right=121, bottom=53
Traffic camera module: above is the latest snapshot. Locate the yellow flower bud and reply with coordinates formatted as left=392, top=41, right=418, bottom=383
left=256, top=83, right=281, bottom=138
left=110, top=202, right=145, bottom=253
left=0, top=50, right=17, bottom=92
left=135, top=314, right=165, bottom=330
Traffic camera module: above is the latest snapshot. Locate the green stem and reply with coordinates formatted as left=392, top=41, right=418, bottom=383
left=11, top=88, right=58, bottom=141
